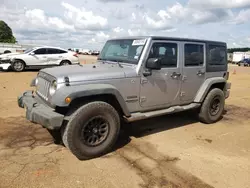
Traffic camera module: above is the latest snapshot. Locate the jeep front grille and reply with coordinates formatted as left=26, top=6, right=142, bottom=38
left=36, top=77, right=51, bottom=100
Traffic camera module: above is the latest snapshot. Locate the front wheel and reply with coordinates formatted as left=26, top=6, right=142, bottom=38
left=60, top=60, right=71, bottom=66
left=61, top=101, right=120, bottom=160
left=12, top=60, right=25, bottom=72
left=199, top=88, right=225, bottom=124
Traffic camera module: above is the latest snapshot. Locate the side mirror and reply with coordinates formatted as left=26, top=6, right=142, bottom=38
left=30, top=52, right=35, bottom=56
left=146, top=58, right=161, bottom=70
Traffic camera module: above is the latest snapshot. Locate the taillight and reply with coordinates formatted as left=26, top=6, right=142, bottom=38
left=224, top=71, right=229, bottom=80
left=73, top=53, right=78, bottom=57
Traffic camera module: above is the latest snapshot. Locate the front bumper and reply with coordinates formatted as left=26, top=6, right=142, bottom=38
left=18, top=91, right=64, bottom=130
left=0, top=63, right=11, bottom=70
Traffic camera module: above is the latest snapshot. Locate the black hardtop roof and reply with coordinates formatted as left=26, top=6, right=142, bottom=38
left=110, top=36, right=226, bottom=46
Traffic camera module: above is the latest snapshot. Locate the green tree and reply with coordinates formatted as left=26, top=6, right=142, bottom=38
left=0, top=20, right=16, bottom=43
left=228, top=48, right=250, bottom=53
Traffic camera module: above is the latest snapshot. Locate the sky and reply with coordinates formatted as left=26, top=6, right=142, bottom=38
left=0, top=0, right=250, bottom=50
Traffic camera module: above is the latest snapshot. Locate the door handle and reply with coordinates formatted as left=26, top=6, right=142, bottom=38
left=171, top=72, right=181, bottom=79
left=43, top=56, right=47, bottom=58
left=197, top=70, right=205, bottom=76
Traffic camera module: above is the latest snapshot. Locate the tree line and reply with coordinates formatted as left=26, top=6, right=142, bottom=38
left=227, top=48, right=250, bottom=53
left=0, top=20, right=16, bottom=43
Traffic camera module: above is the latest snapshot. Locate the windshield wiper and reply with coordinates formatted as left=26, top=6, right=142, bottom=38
left=97, top=58, right=123, bottom=68
left=97, top=58, right=108, bottom=62
left=114, top=60, right=123, bottom=68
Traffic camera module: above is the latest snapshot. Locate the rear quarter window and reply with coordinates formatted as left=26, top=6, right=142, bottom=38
left=208, top=45, right=227, bottom=65
left=206, top=43, right=227, bottom=72
left=58, top=49, right=67, bottom=54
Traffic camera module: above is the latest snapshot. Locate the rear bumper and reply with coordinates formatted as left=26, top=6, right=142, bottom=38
left=18, top=91, right=64, bottom=130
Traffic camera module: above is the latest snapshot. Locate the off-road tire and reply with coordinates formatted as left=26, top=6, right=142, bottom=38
left=12, top=60, right=25, bottom=72
left=61, top=101, right=120, bottom=160
left=199, top=88, right=225, bottom=124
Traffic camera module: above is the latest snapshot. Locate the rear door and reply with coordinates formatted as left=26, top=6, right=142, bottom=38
left=46, top=48, right=63, bottom=65
left=180, top=42, right=206, bottom=104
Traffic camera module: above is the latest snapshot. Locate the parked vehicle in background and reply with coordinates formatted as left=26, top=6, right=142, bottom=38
left=91, top=50, right=100, bottom=55
left=238, top=58, right=250, bottom=67
left=232, top=51, right=250, bottom=64
left=0, top=42, right=41, bottom=55
left=0, top=46, right=79, bottom=72
left=80, top=49, right=92, bottom=55
left=0, top=42, right=24, bottom=54
left=18, top=36, right=231, bottom=160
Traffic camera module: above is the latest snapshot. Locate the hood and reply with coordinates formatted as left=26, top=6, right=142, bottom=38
left=41, top=61, right=138, bottom=83
left=0, top=52, right=21, bottom=59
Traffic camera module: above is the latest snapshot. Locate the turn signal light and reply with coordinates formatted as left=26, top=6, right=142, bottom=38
left=65, top=97, right=71, bottom=104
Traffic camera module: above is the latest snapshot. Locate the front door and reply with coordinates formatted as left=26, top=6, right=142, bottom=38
left=26, top=48, right=48, bottom=66
left=181, top=42, right=206, bottom=104
left=139, top=41, right=182, bottom=109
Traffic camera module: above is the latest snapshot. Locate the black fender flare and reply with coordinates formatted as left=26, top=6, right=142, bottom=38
left=50, top=84, right=131, bottom=116
left=194, top=77, right=227, bottom=103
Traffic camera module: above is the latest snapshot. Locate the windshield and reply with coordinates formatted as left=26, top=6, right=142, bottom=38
left=24, top=48, right=34, bottom=54
left=98, top=39, right=147, bottom=65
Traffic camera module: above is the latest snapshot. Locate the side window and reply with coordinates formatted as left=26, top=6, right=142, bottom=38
left=159, top=47, right=166, bottom=55
left=184, top=44, right=204, bottom=66
left=208, top=45, right=226, bottom=65
left=149, top=42, right=178, bottom=68
left=47, top=48, right=60, bottom=54
left=58, top=49, right=67, bottom=54
left=34, top=48, right=47, bottom=55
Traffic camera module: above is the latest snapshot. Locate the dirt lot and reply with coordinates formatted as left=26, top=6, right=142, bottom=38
left=0, top=57, right=250, bottom=188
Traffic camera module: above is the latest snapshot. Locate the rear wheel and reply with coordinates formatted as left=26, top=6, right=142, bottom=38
left=199, top=88, right=225, bottom=124
left=61, top=101, right=120, bottom=160
left=12, top=60, right=25, bottom=72
left=4, top=50, right=11, bottom=54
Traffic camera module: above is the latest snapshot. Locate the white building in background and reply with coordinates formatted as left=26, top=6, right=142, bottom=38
left=232, top=51, right=250, bottom=63
left=71, top=48, right=92, bottom=54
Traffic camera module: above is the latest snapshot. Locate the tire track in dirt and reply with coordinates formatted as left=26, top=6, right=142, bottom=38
left=0, top=117, right=55, bottom=150
left=114, top=140, right=214, bottom=188
left=0, top=117, right=62, bottom=187
left=223, top=105, right=250, bottom=123
left=112, top=104, right=250, bottom=188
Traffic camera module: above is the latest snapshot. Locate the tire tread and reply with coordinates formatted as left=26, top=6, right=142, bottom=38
left=62, top=101, right=120, bottom=160
left=199, top=88, right=225, bottom=124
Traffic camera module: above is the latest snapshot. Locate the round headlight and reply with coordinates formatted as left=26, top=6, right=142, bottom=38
left=49, top=80, right=57, bottom=96
left=35, top=78, right=38, bottom=86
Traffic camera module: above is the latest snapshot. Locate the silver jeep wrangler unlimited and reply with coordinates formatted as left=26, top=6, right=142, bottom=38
left=18, top=36, right=231, bottom=160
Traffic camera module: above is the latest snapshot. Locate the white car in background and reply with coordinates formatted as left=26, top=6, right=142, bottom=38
left=0, top=46, right=79, bottom=72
